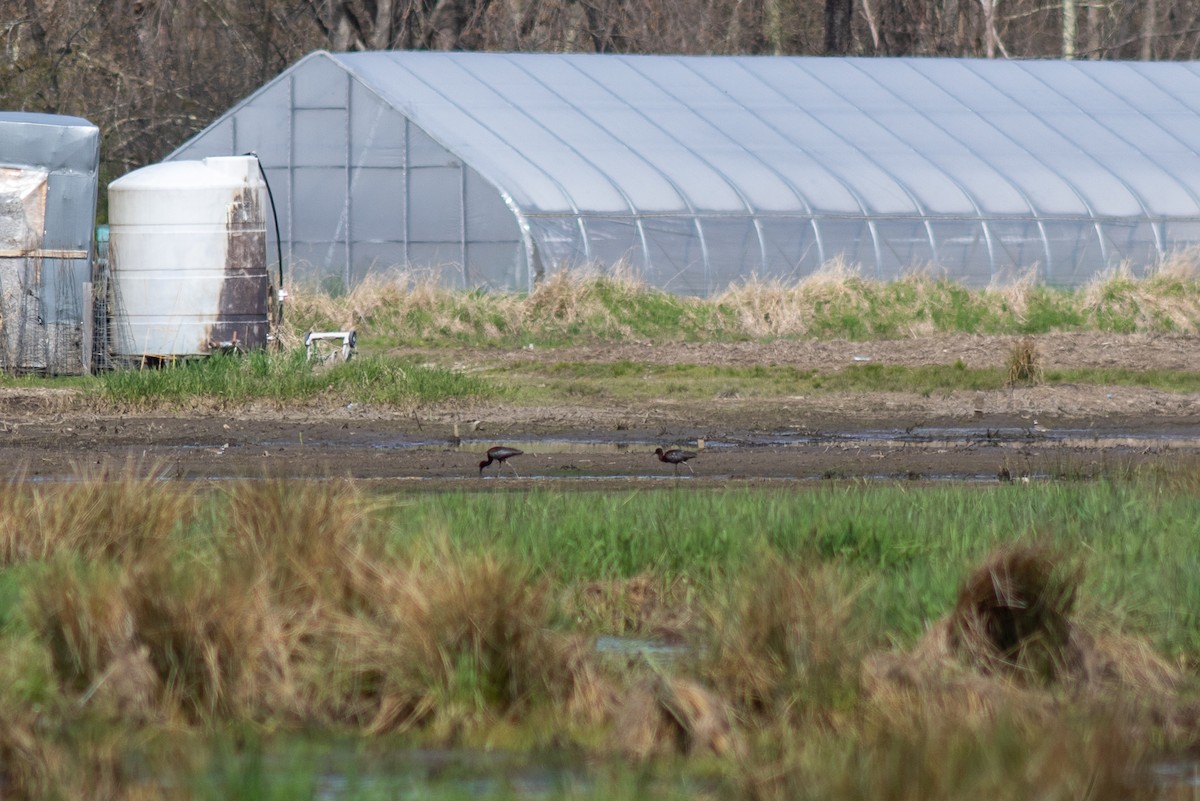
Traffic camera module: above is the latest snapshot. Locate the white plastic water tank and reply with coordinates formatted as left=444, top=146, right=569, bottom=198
left=107, top=155, right=269, bottom=359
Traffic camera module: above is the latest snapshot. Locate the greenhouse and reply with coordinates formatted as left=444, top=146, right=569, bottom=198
left=168, top=51, right=1200, bottom=295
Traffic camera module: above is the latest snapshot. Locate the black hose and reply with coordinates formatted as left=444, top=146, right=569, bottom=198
left=245, top=151, right=284, bottom=324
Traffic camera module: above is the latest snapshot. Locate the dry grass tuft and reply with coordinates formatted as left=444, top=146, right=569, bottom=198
left=310, top=539, right=603, bottom=736
left=27, top=559, right=146, bottom=702
left=1005, top=336, right=1043, bottom=386
left=521, top=262, right=652, bottom=338
left=702, top=558, right=861, bottom=717
left=26, top=551, right=294, bottom=724
left=574, top=573, right=694, bottom=642
left=1081, top=256, right=1200, bottom=333
left=864, top=544, right=1187, bottom=740
left=715, top=258, right=866, bottom=338
left=128, top=562, right=293, bottom=722
left=287, top=268, right=522, bottom=341
left=0, top=711, right=58, bottom=799
left=743, top=706, right=1161, bottom=801
left=0, top=463, right=193, bottom=566
left=219, top=478, right=384, bottom=610
left=942, top=544, right=1079, bottom=683
left=612, top=675, right=739, bottom=759
left=987, top=266, right=1040, bottom=326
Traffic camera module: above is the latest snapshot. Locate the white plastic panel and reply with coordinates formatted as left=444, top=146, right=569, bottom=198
left=1041, top=221, right=1102, bottom=285
left=464, top=167, right=518, bottom=243
left=1163, top=221, right=1200, bottom=253
left=698, top=218, right=763, bottom=283
left=292, top=167, right=346, bottom=244
left=293, top=55, right=347, bottom=108
left=288, top=244, right=334, bottom=289
left=408, top=166, right=461, bottom=243
left=928, top=221, right=992, bottom=285
left=584, top=218, right=643, bottom=267
left=465, top=241, right=523, bottom=289
left=1099, top=221, right=1159, bottom=268
left=453, top=56, right=699, bottom=214
left=527, top=217, right=589, bottom=271
left=233, top=80, right=290, bottom=162
left=350, top=167, right=404, bottom=242
left=817, top=219, right=876, bottom=274
left=988, top=220, right=1051, bottom=273
left=408, top=123, right=455, bottom=168
left=351, top=84, right=407, bottom=168
left=407, top=242, right=464, bottom=271
left=759, top=219, right=824, bottom=280
left=173, top=118, right=233, bottom=162
left=350, top=241, right=407, bottom=280
left=641, top=217, right=706, bottom=295
left=294, top=109, right=345, bottom=167
left=874, top=219, right=934, bottom=277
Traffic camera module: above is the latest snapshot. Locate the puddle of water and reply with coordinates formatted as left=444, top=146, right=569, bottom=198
left=203, top=743, right=711, bottom=801
left=595, top=635, right=688, bottom=660
left=1151, top=759, right=1200, bottom=787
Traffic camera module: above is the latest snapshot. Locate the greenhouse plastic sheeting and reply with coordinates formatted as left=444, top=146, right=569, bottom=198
left=0, top=112, right=99, bottom=373
left=168, top=51, right=1200, bottom=294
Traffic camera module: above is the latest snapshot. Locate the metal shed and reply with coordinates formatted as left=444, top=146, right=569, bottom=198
left=0, top=112, right=99, bottom=374
left=169, top=52, right=1200, bottom=295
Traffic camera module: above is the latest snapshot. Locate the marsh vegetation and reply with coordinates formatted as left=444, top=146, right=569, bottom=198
left=1, top=468, right=1198, bottom=798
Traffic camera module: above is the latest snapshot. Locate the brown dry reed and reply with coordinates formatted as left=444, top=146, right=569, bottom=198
left=0, top=462, right=192, bottom=565
left=613, top=675, right=739, bottom=760
left=18, top=475, right=604, bottom=740
left=863, top=544, right=1185, bottom=739
left=1006, top=336, right=1044, bottom=386
left=945, top=544, right=1078, bottom=683
left=701, top=558, right=862, bottom=721
left=288, top=262, right=663, bottom=343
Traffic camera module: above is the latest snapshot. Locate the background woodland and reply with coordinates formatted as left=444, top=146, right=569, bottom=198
left=2, top=0, right=1195, bottom=188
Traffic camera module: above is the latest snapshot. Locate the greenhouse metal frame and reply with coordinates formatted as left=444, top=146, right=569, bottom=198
left=168, top=51, right=1200, bottom=294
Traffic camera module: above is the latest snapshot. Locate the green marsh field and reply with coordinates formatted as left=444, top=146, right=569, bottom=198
left=1, top=264, right=1200, bottom=798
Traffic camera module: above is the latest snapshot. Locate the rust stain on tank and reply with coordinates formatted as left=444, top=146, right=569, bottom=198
left=206, top=185, right=268, bottom=352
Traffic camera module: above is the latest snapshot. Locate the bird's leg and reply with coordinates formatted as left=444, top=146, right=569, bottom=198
left=507, top=461, right=520, bottom=478
left=684, top=461, right=694, bottom=475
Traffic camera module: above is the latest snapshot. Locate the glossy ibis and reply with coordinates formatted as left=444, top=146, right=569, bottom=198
left=655, top=447, right=696, bottom=476
left=479, top=445, right=523, bottom=477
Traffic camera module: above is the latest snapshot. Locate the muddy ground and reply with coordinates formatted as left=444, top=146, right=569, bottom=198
left=1, top=332, right=1197, bottom=487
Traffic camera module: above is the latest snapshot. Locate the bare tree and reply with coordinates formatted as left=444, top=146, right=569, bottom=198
left=10, top=0, right=1200, bottom=195
left=1141, top=0, right=1158, bottom=59
left=1063, top=0, right=1077, bottom=58
left=876, top=0, right=925, bottom=53
left=824, top=0, right=853, bottom=53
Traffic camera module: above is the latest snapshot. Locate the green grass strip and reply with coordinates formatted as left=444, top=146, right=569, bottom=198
left=97, top=351, right=493, bottom=407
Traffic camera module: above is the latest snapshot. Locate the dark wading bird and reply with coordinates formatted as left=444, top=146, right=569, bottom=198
left=655, top=447, right=696, bottom=476
left=479, top=446, right=523, bottom=477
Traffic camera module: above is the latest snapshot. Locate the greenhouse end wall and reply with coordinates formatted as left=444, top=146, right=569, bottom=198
left=167, top=52, right=525, bottom=294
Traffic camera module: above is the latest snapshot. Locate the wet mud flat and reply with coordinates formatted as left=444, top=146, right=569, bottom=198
left=1, top=407, right=1196, bottom=486
left=1, top=331, right=1197, bottom=484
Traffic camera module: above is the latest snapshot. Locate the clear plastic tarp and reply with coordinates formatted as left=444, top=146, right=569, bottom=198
left=0, top=112, right=99, bottom=374
left=169, top=52, right=1200, bottom=294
